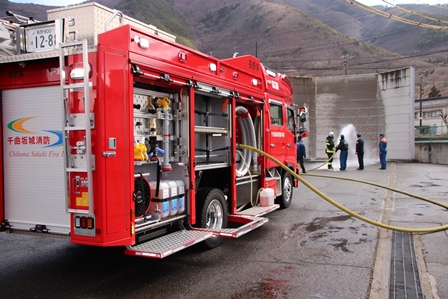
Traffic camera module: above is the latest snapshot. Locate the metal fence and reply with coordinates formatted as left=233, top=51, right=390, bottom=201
left=415, top=125, right=448, bottom=141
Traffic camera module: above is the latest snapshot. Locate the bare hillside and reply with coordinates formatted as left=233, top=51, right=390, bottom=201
left=171, top=0, right=432, bottom=74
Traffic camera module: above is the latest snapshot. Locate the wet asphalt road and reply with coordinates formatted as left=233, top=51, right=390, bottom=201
left=1, top=160, right=447, bottom=299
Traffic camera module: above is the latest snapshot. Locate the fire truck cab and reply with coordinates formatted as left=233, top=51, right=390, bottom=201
left=0, top=3, right=300, bottom=258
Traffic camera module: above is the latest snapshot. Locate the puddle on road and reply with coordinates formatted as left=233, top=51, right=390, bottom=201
left=410, top=182, right=441, bottom=188
left=298, top=215, right=372, bottom=252
left=231, top=271, right=291, bottom=299
left=305, top=215, right=352, bottom=233
left=331, top=238, right=350, bottom=252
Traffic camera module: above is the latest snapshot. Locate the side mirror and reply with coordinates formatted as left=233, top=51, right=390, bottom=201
left=298, top=107, right=308, bottom=123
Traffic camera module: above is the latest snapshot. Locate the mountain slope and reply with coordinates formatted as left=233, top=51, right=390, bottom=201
left=282, top=1, right=448, bottom=59
left=171, top=0, right=431, bottom=76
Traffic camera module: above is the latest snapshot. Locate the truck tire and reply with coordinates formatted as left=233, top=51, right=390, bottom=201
left=196, top=187, right=228, bottom=249
left=276, top=172, right=293, bottom=209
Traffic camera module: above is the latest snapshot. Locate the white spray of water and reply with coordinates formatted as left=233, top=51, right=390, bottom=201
left=336, top=124, right=378, bottom=168
left=335, top=124, right=356, bottom=161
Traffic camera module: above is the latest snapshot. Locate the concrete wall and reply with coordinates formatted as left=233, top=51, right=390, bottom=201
left=291, top=67, right=415, bottom=161
left=379, top=67, right=415, bottom=160
left=414, top=142, right=448, bottom=165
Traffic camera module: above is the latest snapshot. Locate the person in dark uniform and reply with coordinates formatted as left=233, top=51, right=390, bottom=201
left=297, top=135, right=306, bottom=173
left=379, top=133, right=387, bottom=169
left=335, top=134, right=348, bottom=170
left=355, top=133, right=364, bottom=170
left=325, top=132, right=335, bottom=169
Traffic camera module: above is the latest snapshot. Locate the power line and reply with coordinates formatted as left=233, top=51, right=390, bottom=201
left=202, top=2, right=445, bottom=61
left=262, top=47, right=448, bottom=64
left=381, top=0, right=448, bottom=25
left=345, top=0, right=448, bottom=29
left=413, top=0, right=448, bottom=11
left=200, top=1, right=448, bottom=75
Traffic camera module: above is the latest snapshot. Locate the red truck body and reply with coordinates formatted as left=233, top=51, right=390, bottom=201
left=0, top=3, right=300, bottom=258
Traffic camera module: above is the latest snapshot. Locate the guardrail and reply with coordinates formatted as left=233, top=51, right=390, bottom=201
left=415, top=125, right=448, bottom=142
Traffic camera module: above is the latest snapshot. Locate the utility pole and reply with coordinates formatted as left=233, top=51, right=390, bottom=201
left=341, top=54, right=354, bottom=75
left=419, top=70, right=428, bottom=127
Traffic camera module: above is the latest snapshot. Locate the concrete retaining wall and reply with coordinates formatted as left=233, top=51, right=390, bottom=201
left=291, top=67, right=415, bottom=161
left=414, top=142, right=448, bottom=165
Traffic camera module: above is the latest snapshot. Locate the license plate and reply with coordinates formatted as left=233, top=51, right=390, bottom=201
left=25, top=23, right=58, bottom=52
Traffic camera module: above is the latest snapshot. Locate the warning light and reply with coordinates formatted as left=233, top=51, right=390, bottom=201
left=80, top=217, right=87, bottom=229
left=69, top=62, right=91, bottom=80
left=86, top=217, right=94, bottom=229
left=74, top=216, right=81, bottom=228
left=298, top=107, right=308, bottom=123
left=73, top=215, right=96, bottom=237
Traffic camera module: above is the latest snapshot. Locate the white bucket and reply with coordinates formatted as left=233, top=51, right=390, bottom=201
left=175, top=180, right=185, bottom=214
left=166, top=181, right=178, bottom=216
left=149, top=181, right=170, bottom=218
left=259, top=188, right=275, bottom=206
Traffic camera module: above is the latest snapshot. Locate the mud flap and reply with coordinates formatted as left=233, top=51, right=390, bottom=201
left=294, top=168, right=299, bottom=187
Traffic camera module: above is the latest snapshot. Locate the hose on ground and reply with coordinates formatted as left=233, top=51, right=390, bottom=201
left=306, top=151, right=336, bottom=172
left=239, top=144, right=448, bottom=233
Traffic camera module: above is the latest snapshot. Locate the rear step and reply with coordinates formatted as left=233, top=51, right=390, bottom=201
left=124, top=204, right=279, bottom=259
left=194, top=216, right=268, bottom=238
left=193, top=204, right=280, bottom=238
left=125, top=230, right=214, bottom=259
left=236, top=203, right=280, bottom=217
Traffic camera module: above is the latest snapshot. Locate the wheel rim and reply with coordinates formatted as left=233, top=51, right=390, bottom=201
left=283, top=176, right=292, bottom=203
left=206, top=199, right=224, bottom=229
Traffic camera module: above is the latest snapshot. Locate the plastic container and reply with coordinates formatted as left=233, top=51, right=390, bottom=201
left=175, top=180, right=185, bottom=214
left=149, top=181, right=170, bottom=218
left=259, top=188, right=275, bottom=206
left=166, top=181, right=178, bottom=216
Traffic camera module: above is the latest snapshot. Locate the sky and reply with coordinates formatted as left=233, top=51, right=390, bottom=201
left=10, top=0, right=85, bottom=5
left=7, top=0, right=448, bottom=6
left=361, top=0, right=448, bottom=5
left=9, top=0, right=448, bottom=6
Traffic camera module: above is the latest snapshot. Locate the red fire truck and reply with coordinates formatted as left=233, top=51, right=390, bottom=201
left=0, top=3, right=303, bottom=258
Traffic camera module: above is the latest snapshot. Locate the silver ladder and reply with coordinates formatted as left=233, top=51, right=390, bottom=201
left=59, top=39, right=94, bottom=215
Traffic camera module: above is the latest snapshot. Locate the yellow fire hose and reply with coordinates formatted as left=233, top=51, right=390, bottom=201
left=306, top=151, right=336, bottom=172
left=239, top=144, right=448, bottom=233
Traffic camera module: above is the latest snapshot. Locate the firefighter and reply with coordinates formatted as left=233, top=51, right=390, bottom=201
left=325, top=132, right=335, bottom=169
left=355, top=133, right=364, bottom=170
left=297, top=135, right=306, bottom=173
left=335, top=134, right=349, bottom=171
left=379, top=133, right=388, bottom=169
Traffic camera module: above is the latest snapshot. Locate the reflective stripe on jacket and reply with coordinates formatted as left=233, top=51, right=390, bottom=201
left=326, top=137, right=335, bottom=153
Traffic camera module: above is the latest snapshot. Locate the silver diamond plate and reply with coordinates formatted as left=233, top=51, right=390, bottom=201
left=192, top=216, right=269, bottom=238
left=127, top=230, right=213, bottom=257
left=1, top=2, right=175, bottom=64
left=236, top=204, right=280, bottom=217
left=0, top=45, right=97, bottom=64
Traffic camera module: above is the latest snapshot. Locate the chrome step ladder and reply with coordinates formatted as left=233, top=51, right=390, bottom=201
left=59, top=39, right=94, bottom=215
